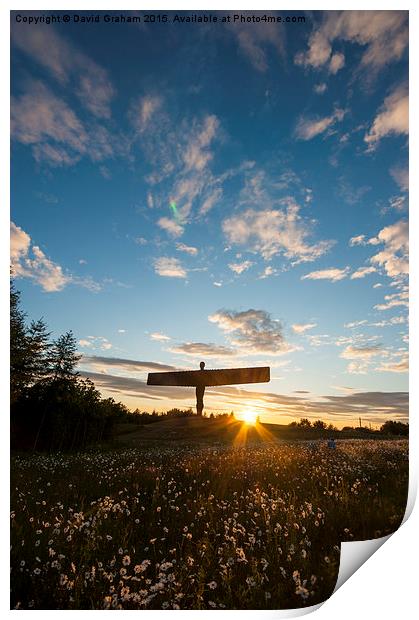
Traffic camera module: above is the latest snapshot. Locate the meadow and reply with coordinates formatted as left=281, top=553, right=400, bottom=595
left=11, top=438, right=408, bottom=610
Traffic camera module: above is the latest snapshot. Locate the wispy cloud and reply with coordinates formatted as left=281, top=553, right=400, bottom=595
left=341, top=344, right=383, bottom=359
left=369, top=219, right=408, bottom=278
left=153, top=257, right=187, bottom=278
left=223, top=198, right=333, bottom=263
left=11, top=81, right=118, bottom=167
left=78, top=336, right=112, bottom=351
left=228, top=260, right=253, bottom=275
left=11, top=221, right=69, bottom=292
left=374, top=290, right=408, bottom=311
left=168, top=342, right=235, bottom=358
left=295, top=108, right=346, bottom=141
left=390, top=165, right=409, bottom=192
left=364, top=84, right=408, bottom=150
left=301, top=267, right=350, bottom=282
left=176, top=242, right=198, bottom=256
left=292, top=323, right=317, bottom=334
left=131, top=95, right=163, bottom=132
left=350, top=266, right=376, bottom=279
left=209, top=308, right=295, bottom=356
left=228, top=15, right=285, bottom=72
left=150, top=332, right=171, bottom=342
left=157, top=217, right=184, bottom=238
left=80, top=355, right=176, bottom=373
left=11, top=221, right=101, bottom=293
left=12, top=22, right=114, bottom=118
left=377, top=352, right=408, bottom=373
left=295, top=11, right=408, bottom=76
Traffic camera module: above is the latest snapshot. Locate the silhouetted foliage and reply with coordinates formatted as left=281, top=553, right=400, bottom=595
left=313, top=420, right=327, bottom=430
left=298, top=418, right=312, bottom=428
left=380, top=420, right=409, bottom=436
left=10, top=280, right=33, bottom=403
left=10, top=279, right=128, bottom=451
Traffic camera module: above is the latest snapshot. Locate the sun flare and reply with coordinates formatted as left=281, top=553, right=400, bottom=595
left=242, top=410, right=258, bottom=425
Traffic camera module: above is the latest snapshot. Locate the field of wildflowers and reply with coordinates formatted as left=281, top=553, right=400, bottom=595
left=11, top=439, right=408, bottom=610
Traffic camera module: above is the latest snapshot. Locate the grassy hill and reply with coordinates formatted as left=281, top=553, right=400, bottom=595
left=111, top=415, right=380, bottom=447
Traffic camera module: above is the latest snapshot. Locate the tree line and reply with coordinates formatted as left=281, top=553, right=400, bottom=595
left=11, top=280, right=128, bottom=451
left=288, top=417, right=408, bottom=436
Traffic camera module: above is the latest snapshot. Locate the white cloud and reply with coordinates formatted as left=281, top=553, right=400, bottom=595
left=374, top=290, right=408, bottom=311
left=153, top=257, right=187, bottom=278
left=183, top=115, right=219, bottom=172
left=349, top=234, right=380, bottom=247
left=157, top=217, right=184, bottom=238
left=369, top=219, right=408, bottom=278
left=209, top=308, right=295, bottom=356
left=132, top=95, right=162, bottom=133
left=349, top=234, right=367, bottom=246
left=11, top=221, right=70, bottom=292
left=350, top=266, right=376, bottom=279
left=295, top=108, right=345, bottom=140
left=229, top=17, right=285, bottom=72
left=301, top=267, right=350, bottom=282
left=199, top=187, right=222, bottom=216
left=390, top=165, right=409, bottom=192
left=176, top=242, right=198, bottom=256
left=11, top=81, right=88, bottom=165
left=365, top=85, right=408, bottom=149
left=228, top=260, right=253, bottom=275
left=292, top=323, right=317, bottom=334
left=150, top=332, right=171, bottom=341
left=314, top=82, right=327, bottom=94
left=222, top=202, right=333, bottom=263
left=344, top=320, right=368, bottom=328
left=12, top=22, right=114, bottom=118
left=387, top=196, right=406, bottom=212
left=341, top=344, right=383, bottom=359
left=377, top=352, right=408, bottom=373
left=329, top=52, right=345, bottom=73
left=295, top=11, right=408, bottom=75
left=135, top=105, right=224, bottom=231
left=259, top=266, right=278, bottom=279
left=169, top=342, right=235, bottom=358
left=11, top=81, right=118, bottom=167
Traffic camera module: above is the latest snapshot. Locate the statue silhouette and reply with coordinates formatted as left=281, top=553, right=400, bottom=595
left=147, top=362, right=270, bottom=417
left=196, top=361, right=205, bottom=416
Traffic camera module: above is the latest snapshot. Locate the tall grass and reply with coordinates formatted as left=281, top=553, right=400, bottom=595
left=11, top=439, right=408, bottom=609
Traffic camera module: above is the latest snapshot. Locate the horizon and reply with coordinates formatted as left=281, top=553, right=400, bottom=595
left=10, top=10, right=408, bottom=428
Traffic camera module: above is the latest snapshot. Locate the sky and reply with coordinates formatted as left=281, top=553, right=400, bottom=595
left=9, top=9, right=409, bottom=427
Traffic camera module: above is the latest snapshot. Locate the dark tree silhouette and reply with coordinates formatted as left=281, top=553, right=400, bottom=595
left=27, top=318, right=52, bottom=383
left=10, top=280, right=32, bottom=403
left=50, top=331, right=81, bottom=382
left=10, top=280, right=127, bottom=452
left=313, top=420, right=327, bottom=430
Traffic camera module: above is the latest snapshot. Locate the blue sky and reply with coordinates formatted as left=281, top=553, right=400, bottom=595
left=10, top=10, right=409, bottom=426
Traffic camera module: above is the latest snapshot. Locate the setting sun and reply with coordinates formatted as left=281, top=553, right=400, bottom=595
left=242, top=410, right=258, bottom=425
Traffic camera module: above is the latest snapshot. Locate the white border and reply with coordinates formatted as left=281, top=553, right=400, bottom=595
left=3, top=1, right=417, bottom=617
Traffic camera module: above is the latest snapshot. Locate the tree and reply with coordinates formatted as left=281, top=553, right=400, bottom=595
left=298, top=418, right=312, bottom=428
left=50, top=331, right=81, bottom=383
left=380, top=420, right=409, bottom=436
left=27, top=318, right=52, bottom=383
left=313, top=420, right=327, bottom=430
left=10, top=279, right=31, bottom=402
